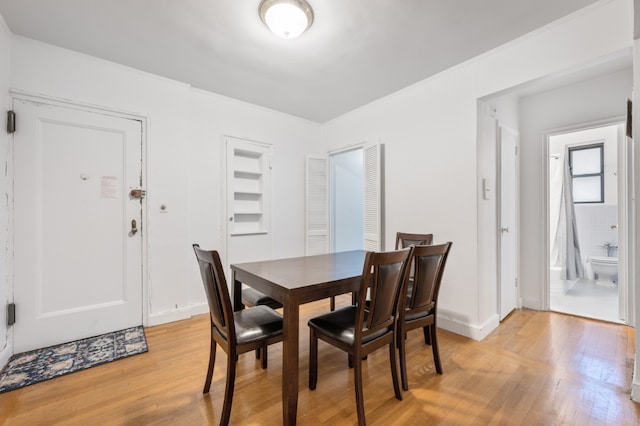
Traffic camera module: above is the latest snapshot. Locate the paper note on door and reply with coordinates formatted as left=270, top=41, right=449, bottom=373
left=101, top=176, right=119, bottom=199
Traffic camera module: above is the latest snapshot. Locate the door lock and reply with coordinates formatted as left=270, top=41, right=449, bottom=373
left=501, top=227, right=510, bottom=233
left=131, top=219, right=138, bottom=235
left=130, top=188, right=146, bottom=199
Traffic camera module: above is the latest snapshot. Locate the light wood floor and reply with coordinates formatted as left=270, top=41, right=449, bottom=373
left=1, top=297, right=638, bottom=425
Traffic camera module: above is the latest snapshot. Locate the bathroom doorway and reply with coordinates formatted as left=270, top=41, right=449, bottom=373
left=547, top=122, right=626, bottom=323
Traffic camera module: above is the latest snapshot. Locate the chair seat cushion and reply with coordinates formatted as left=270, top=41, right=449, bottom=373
left=241, top=285, right=283, bottom=309
left=234, top=305, right=283, bottom=345
left=405, top=309, right=435, bottom=322
left=308, top=306, right=389, bottom=346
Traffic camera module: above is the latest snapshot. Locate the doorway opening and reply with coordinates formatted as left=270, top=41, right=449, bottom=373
left=330, top=148, right=364, bottom=252
left=547, top=122, right=625, bottom=323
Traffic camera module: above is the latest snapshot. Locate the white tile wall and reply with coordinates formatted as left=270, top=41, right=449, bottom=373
left=574, top=204, right=618, bottom=262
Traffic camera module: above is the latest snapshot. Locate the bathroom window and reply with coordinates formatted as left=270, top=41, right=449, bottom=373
left=569, top=143, right=604, bottom=203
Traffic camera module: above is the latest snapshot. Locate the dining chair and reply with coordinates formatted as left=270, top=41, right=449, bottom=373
left=308, top=247, right=413, bottom=426
left=395, top=232, right=433, bottom=249
left=395, top=232, right=433, bottom=337
left=397, top=242, right=452, bottom=391
left=192, top=244, right=283, bottom=426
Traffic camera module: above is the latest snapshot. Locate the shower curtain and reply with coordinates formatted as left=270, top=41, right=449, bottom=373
left=558, top=147, right=584, bottom=280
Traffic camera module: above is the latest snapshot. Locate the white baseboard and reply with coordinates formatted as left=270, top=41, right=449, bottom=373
left=147, top=302, right=209, bottom=327
left=632, top=375, right=640, bottom=402
left=189, top=303, right=209, bottom=317
left=438, top=309, right=500, bottom=341
left=521, top=297, right=542, bottom=310
left=631, top=352, right=640, bottom=402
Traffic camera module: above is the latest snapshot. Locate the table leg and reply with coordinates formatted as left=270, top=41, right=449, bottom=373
left=282, top=295, right=299, bottom=425
left=232, top=271, right=243, bottom=311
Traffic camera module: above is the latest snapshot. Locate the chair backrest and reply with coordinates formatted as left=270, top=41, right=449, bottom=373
left=192, top=244, right=234, bottom=340
left=405, top=243, right=452, bottom=315
left=357, top=247, right=412, bottom=339
left=395, top=232, right=433, bottom=250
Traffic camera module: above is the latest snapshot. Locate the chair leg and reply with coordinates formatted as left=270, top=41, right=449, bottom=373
left=309, top=329, right=318, bottom=390
left=203, top=337, right=217, bottom=393
left=255, top=348, right=261, bottom=359
left=389, top=341, right=402, bottom=400
left=330, top=296, right=335, bottom=311
left=423, top=325, right=431, bottom=345
left=221, top=350, right=237, bottom=426
left=261, top=345, right=268, bottom=369
left=399, top=325, right=409, bottom=391
left=431, top=323, right=443, bottom=374
left=353, top=354, right=366, bottom=426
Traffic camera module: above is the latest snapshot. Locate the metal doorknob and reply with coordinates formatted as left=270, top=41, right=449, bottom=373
left=131, top=219, right=138, bottom=235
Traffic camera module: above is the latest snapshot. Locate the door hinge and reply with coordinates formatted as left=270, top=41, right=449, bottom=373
left=7, top=303, right=15, bottom=326
left=7, top=110, right=15, bottom=134
left=515, top=278, right=518, bottom=287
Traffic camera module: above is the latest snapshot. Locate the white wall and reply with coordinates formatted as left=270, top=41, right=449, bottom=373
left=322, top=0, right=632, bottom=340
left=187, top=89, right=320, bottom=309
left=630, top=13, right=640, bottom=403
left=519, top=69, right=632, bottom=309
left=0, top=13, right=11, bottom=368
left=8, top=35, right=320, bottom=328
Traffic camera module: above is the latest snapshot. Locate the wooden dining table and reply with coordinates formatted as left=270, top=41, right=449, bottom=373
left=231, top=250, right=367, bottom=426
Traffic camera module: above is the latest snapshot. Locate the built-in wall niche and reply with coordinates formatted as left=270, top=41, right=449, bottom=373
left=227, top=140, right=271, bottom=235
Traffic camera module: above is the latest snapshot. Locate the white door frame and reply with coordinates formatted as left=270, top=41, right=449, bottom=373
left=7, top=90, right=150, bottom=347
left=542, top=116, right=631, bottom=324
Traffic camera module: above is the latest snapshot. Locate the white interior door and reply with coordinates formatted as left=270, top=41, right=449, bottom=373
left=499, top=125, right=519, bottom=321
left=225, top=136, right=272, bottom=269
left=12, top=98, right=143, bottom=353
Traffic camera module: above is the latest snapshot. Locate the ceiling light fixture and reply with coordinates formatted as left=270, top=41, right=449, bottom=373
left=259, top=0, right=314, bottom=39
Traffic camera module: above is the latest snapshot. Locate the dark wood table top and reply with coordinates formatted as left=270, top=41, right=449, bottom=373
left=231, top=250, right=366, bottom=304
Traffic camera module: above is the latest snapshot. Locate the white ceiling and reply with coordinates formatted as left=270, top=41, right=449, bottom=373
left=0, top=0, right=602, bottom=123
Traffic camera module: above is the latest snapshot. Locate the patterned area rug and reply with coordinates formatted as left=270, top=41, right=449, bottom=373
left=0, top=326, right=148, bottom=393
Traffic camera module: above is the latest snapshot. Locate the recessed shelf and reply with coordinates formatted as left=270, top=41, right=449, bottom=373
left=228, top=140, right=270, bottom=236
left=234, top=191, right=263, bottom=196
left=234, top=170, right=262, bottom=178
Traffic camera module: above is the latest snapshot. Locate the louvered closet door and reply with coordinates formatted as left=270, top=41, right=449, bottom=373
left=306, top=155, right=329, bottom=255
left=363, top=143, right=383, bottom=251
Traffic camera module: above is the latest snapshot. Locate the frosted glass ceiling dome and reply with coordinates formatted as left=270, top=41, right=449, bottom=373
left=259, top=0, right=314, bottom=39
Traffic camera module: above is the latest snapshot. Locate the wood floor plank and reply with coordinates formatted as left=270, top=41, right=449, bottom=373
left=0, top=302, right=638, bottom=425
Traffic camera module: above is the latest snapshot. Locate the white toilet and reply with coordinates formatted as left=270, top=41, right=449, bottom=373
left=586, top=256, right=618, bottom=285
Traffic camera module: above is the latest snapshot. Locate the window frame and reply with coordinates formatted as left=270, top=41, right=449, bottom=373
left=568, top=142, right=604, bottom=204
